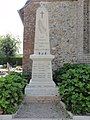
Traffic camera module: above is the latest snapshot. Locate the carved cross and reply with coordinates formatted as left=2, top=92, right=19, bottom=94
left=40, top=11, right=44, bottom=18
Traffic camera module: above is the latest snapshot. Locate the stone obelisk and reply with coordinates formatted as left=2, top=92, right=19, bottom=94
left=25, top=4, right=59, bottom=96
left=14, top=3, right=70, bottom=119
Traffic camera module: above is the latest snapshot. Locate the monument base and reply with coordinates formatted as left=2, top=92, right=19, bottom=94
left=25, top=79, right=59, bottom=96
left=25, top=53, right=59, bottom=96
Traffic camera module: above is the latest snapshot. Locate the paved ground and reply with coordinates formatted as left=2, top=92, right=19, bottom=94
left=13, top=118, right=70, bottom=120
left=14, top=101, right=70, bottom=119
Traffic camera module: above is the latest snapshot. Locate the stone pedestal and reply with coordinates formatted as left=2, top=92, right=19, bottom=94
left=25, top=54, right=59, bottom=96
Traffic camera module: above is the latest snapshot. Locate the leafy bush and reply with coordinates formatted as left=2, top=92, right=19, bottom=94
left=0, top=57, right=22, bottom=66
left=9, top=57, right=22, bottom=66
left=10, top=72, right=31, bottom=83
left=0, top=72, right=27, bottom=114
left=53, top=63, right=80, bottom=85
left=0, top=57, right=7, bottom=65
left=53, top=63, right=90, bottom=115
left=22, top=72, right=31, bottom=83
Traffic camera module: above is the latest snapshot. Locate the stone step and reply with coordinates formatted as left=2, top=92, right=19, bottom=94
left=12, top=118, right=73, bottom=120
left=1, top=115, right=90, bottom=120
left=13, top=99, right=70, bottom=119
left=24, top=96, right=61, bottom=103
left=25, top=81, right=59, bottom=96
left=25, top=88, right=59, bottom=96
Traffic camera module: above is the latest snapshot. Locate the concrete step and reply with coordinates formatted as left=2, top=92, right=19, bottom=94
left=25, top=81, right=59, bottom=96
left=24, top=96, right=61, bottom=103
left=13, top=97, right=70, bottom=119
left=1, top=115, right=90, bottom=120
left=12, top=118, right=72, bottom=120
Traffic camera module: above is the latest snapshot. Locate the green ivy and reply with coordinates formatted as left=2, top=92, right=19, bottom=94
left=0, top=72, right=27, bottom=114
left=53, top=63, right=90, bottom=115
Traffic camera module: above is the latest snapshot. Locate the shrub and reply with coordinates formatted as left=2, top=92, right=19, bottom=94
left=54, top=63, right=90, bottom=115
left=9, top=72, right=31, bottom=84
left=0, top=57, right=22, bottom=66
left=53, top=63, right=80, bottom=85
left=9, top=57, right=22, bottom=66
left=0, top=72, right=27, bottom=114
left=0, top=57, right=7, bottom=65
left=22, top=72, right=31, bottom=83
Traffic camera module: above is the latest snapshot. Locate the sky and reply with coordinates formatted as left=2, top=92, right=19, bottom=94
left=0, top=0, right=27, bottom=54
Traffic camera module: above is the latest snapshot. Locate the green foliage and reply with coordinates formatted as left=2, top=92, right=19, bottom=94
left=9, top=57, right=22, bottom=66
left=21, top=72, right=31, bottom=83
left=53, top=63, right=80, bottom=85
left=9, top=72, right=31, bottom=83
left=0, top=34, right=20, bottom=58
left=0, top=72, right=27, bottom=114
left=0, top=57, right=22, bottom=66
left=15, top=54, right=23, bottom=58
left=53, top=63, right=90, bottom=115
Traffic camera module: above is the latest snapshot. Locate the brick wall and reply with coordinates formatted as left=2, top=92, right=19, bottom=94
left=19, top=0, right=90, bottom=73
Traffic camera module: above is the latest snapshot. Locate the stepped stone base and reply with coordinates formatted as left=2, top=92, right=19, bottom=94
left=14, top=96, right=70, bottom=119
left=24, top=96, right=61, bottom=103
left=14, top=82, right=70, bottom=119
left=25, top=86, right=59, bottom=96
left=13, top=79, right=72, bottom=120
left=25, top=80, right=59, bottom=96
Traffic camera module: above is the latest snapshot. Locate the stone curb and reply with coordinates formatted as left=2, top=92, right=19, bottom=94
left=0, top=115, right=12, bottom=120
left=13, top=117, right=71, bottom=120
left=73, top=116, right=90, bottom=120
left=0, top=115, right=90, bottom=120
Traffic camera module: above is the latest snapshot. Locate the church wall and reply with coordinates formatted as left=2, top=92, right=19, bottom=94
left=21, top=0, right=90, bottom=73
left=22, top=2, right=39, bottom=73
left=89, top=0, right=90, bottom=52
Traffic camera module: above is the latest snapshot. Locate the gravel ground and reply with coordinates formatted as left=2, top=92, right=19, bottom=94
left=14, top=101, right=70, bottom=119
